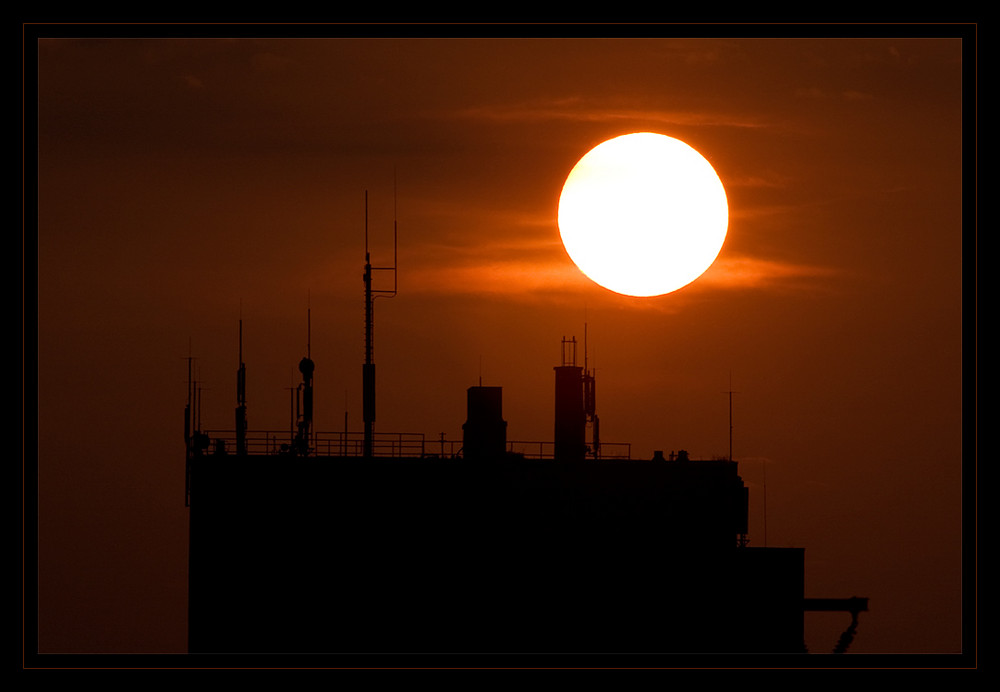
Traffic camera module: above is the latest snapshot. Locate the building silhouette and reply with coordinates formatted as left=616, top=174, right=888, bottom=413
left=183, top=224, right=866, bottom=656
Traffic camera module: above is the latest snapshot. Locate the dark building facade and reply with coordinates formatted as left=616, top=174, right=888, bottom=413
left=187, top=453, right=805, bottom=655
left=186, top=366, right=825, bottom=655
left=184, top=307, right=866, bottom=658
left=183, top=227, right=866, bottom=659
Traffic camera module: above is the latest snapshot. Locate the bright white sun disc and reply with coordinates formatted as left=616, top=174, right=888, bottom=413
left=558, top=132, right=729, bottom=297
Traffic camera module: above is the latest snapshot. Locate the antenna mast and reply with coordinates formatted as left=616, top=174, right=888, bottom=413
left=235, top=316, right=248, bottom=456
left=184, top=343, right=194, bottom=451
left=362, top=180, right=398, bottom=459
left=582, top=323, right=599, bottom=459
left=724, top=372, right=739, bottom=462
left=294, top=307, right=315, bottom=455
left=763, top=460, right=768, bottom=547
left=184, top=342, right=194, bottom=506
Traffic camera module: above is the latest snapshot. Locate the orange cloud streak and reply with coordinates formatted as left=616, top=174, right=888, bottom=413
left=405, top=251, right=837, bottom=301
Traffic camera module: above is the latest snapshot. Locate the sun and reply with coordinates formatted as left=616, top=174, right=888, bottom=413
left=557, top=132, right=729, bottom=297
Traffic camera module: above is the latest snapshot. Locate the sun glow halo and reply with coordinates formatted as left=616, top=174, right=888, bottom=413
left=558, top=133, right=729, bottom=297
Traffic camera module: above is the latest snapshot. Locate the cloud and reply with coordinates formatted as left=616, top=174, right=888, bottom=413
left=701, top=255, right=840, bottom=291
left=401, top=243, right=837, bottom=303
left=795, top=86, right=875, bottom=102
left=407, top=257, right=590, bottom=298
left=445, top=98, right=769, bottom=130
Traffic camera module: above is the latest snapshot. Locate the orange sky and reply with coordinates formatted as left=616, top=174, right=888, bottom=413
left=29, top=28, right=972, bottom=663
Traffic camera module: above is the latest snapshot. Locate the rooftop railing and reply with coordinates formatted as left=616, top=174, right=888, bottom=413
left=197, top=430, right=631, bottom=460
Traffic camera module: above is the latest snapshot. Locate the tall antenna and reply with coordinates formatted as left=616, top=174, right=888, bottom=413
left=294, top=306, right=315, bottom=455
left=582, top=324, right=599, bottom=459
left=362, top=181, right=399, bottom=459
left=235, top=316, right=247, bottom=456
left=184, top=340, right=194, bottom=448
left=184, top=340, right=194, bottom=506
left=763, top=459, right=768, bottom=547
left=561, top=335, right=577, bottom=366
left=724, top=372, right=739, bottom=462
left=196, top=369, right=202, bottom=435
left=343, top=389, right=349, bottom=457
left=363, top=191, right=374, bottom=458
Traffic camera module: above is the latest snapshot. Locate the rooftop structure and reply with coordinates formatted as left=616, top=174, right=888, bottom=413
left=183, top=197, right=866, bottom=657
